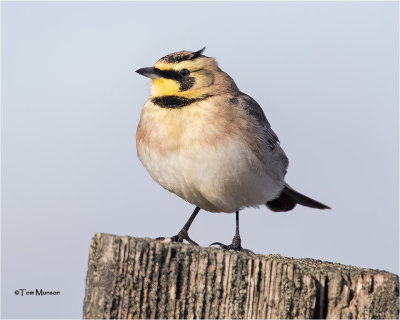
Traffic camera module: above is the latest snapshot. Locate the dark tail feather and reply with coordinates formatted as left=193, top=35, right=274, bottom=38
left=266, top=185, right=330, bottom=212
left=266, top=191, right=297, bottom=212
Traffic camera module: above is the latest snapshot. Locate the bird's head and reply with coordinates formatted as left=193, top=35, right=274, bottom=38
left=136, top=48, right=238, bottom=99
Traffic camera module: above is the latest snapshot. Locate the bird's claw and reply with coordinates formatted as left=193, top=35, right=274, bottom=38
left=209, top=241, right=254, bottom=255
left=157, top=229, right=199, bottom=246
left=210, top=241, right=230, bottom=250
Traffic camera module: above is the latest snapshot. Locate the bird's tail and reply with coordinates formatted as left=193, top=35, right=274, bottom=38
left=266, top=184, right=330, bottom=212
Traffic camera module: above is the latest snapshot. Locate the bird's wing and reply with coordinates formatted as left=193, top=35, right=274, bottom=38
left=236, top=93, right=280, bottom=147
left=235, top=92, right=289, bottom=179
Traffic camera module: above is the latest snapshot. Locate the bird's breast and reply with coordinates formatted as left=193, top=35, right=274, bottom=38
left=136, top=98, right=282, bottom=212
left=137, top=97, right=247, bottom=155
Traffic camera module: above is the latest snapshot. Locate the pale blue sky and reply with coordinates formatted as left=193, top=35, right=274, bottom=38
left=2, top=1, right=399, bottom=318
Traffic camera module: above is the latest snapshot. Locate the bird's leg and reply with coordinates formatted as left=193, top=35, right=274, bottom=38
left=210, top=211, right=254, bottom=254
left=157, top=206, right=200, bottom=246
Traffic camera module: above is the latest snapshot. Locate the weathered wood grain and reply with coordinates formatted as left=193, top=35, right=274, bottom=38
left=83, top=233, right=399, bottom=319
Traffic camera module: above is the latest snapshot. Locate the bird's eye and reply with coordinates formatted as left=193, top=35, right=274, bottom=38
left=180, top=69, right=190, bottom=76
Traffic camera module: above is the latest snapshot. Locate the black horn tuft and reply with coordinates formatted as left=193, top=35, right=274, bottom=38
left=192, top=47, right=206, bottom=59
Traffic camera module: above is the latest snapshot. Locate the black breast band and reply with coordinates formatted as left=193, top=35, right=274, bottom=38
left=152, top=95, right=212, bottom=109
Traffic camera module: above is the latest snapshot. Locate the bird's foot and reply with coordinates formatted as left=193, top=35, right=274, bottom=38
left=210, top=234, right=254, bottom=255
left=156, top=229, right=199, bottom=246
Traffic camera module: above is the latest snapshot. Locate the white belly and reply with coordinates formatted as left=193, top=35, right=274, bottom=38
left=137, top=138, right=283, bottom=213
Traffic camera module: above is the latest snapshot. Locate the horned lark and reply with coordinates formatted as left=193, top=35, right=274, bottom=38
left=136, top=48, right=330, bottom=252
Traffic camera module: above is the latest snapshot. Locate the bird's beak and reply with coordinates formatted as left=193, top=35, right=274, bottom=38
left=136, top=67, right=161, bottom=79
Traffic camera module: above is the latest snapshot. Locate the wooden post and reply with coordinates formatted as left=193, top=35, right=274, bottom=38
left=83, top=233, right=399, bottom=319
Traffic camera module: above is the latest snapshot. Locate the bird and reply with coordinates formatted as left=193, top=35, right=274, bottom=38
left=136, top=47, right=330, bottom=252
